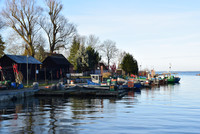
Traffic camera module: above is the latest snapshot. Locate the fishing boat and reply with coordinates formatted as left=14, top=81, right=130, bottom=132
left=117, top=77, right=127, bottom=85
left=124, top=75, right=142, bottom=89
left=174, top=77, right=180, bottom=83
left=152, top=76, right=166, bottom=85
left=172, top=73, right=181, bottom=83
left=83, top=74, right=117, bottom=90
left=167, top=76, right=175, bottom=83
left=138, top=76, right=152, bottom=87
left=162, top=73, right=176, bottom=84
left=158, top=75, right=167, bottom=85
left=167, top=64, right=180, bottom=83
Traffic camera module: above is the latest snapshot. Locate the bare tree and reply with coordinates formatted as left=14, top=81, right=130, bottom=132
left=101, top=40, right=118, bottom=69
left=0, top=19, right=5, bottom=30
left=118, top=50, right=127, bottom=67
left=0, top=18, right=5, bottom=57
left=1, top=0, right=42, bottom=57
left=40, top=0, right=76, bottom=54
left=34, top=34, right=47, bottom=51
left=6, top=33, right=24, bottom=55
left=7, top=45, right=24, bottom=55
left=79, top=35, right=87, bottom=46
left=86, top=34, right=100, bottom=49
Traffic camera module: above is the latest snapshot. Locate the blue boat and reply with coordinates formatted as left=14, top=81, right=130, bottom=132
left=123, top=77, right=142, bottom=89
left=134, top=82, right=142, bottom=88
left=172, top=73, right=181, bottom=83
left=83, top=74, right=117, bottom=90
left=174, top=77, right=181, bottom=83
left=87, top=79, right=101, bottom=86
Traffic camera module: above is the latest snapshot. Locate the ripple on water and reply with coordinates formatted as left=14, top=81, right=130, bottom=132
left=1, top=75, right=200, bottom=133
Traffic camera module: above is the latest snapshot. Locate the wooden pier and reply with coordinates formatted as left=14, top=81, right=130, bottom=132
left=0, top=88, right=39, bottom=102
left=35, top=88, right=127, bottom=98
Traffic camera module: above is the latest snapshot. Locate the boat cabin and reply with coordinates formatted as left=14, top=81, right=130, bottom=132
left=91, top=74, right=102, bottom=84
left=162, top=73, right=171, bottom=77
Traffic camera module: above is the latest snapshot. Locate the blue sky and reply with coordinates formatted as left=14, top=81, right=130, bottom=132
left=1, top=0, right=200, bottom=71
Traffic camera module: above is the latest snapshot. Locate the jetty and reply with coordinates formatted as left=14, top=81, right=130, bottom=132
left=0, top=88, right=39, bottom=102
left=35, top=86, right=127, bottom=98
left=0, top=85, right=129, bottom=102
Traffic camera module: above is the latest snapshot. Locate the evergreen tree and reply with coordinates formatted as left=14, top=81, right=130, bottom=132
left=0, top=35, right=5, bottom=58
left=68, top=37, right=80, bottom=71
left=86, top=46, right=101, bottom=72
left=76, top=45, right=89, bottom=72
left=121, top=53, right=138, bottom=75
left=35, top=45, right=46, bottom=62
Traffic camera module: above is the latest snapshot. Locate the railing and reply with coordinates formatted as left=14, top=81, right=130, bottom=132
left=70, top=73, right=83, bottom=77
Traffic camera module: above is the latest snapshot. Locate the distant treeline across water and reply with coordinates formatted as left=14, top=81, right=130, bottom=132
left=156, top=71, right=200, bottom=76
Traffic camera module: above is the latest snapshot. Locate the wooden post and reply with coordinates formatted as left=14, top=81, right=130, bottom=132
left=101, top=65, right=103, bottom=81
left=1, top=71, right=3, bottom=81
left=51, top=69, right=53, bottom=84
left=35, top=65, right=37, bottom=82
left=30, top=64, right=33, bottom=82
left=44, top=67, right=47, bottom=84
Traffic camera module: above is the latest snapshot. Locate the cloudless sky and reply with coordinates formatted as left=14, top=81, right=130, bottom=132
left=1, top=0, right=200, bottom=71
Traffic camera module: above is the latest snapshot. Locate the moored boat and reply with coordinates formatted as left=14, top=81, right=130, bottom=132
left=174, top=77, right=181, bottom=83
left=128, top=75, right=142, bottom=89
left=173, top=73, right=181, bottom=83
left=167, top=76, right=175, bottom=84
left=84, top=74, right=118, bottom=91
left=138, top=76, right=152, bottom=87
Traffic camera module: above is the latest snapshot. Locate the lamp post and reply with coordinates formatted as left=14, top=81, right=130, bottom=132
left=27, top=55, right=29, bottom=86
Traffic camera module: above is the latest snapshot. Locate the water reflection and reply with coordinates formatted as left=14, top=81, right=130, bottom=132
left=0, top=81, right=194, bottom=134
left=0, top=97, right=77, bottom=134
left=0, top=96, right=123, bottom=133
left=143, top=83, right=180, bottom=94
left=139, top=83, right=181, bottom=105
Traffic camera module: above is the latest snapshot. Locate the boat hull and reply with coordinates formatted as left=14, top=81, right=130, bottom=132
left=174, top=77, right=181, bottom=83
left=83, top=85, right=110, bottom=90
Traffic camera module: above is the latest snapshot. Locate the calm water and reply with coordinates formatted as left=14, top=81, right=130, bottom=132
left=0, top=72, right=200, bottom=134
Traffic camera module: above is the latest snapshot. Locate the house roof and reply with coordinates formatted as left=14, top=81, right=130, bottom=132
left=42, top=54, right=72, bottom=66
left=99, top=62, right=109, bottom=70
left=5, top=55, right=42, bottom=64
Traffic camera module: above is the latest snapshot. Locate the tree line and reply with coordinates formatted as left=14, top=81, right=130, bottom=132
left=0, top=0, right=138, bottom=75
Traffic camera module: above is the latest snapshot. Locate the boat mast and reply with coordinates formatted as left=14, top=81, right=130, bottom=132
left=169, top=63, right=172, bottom=76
